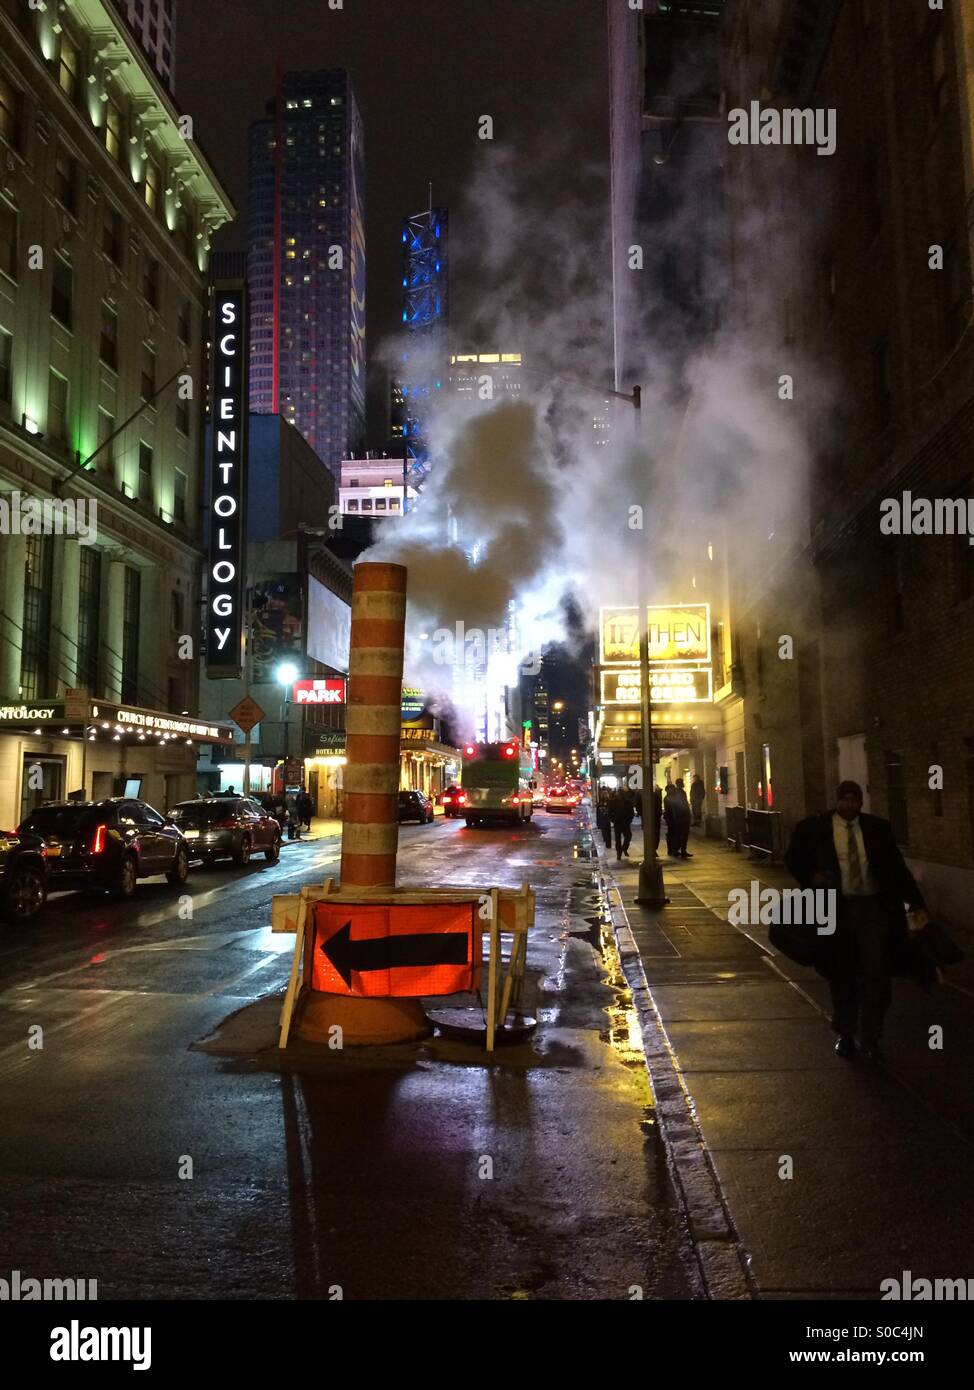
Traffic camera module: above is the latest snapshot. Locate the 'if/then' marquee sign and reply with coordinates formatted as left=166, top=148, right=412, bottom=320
left=206, top=284, right=248, bottom=679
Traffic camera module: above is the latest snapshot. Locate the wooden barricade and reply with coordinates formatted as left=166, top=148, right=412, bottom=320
left=273, top=881, right=535, bottom=1052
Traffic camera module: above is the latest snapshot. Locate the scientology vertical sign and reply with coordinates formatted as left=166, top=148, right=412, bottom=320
left=206, top=281, right=249, bottom=679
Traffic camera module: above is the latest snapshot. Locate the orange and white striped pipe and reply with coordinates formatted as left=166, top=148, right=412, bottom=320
left=340, top=562, right=407, bottom=892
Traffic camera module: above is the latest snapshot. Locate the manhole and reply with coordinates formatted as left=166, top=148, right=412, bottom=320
left=426, top=1007, right=538, bottom=1044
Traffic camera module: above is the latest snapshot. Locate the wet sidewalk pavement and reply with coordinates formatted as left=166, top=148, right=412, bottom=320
left=593, top=816, right=974, bottom=1299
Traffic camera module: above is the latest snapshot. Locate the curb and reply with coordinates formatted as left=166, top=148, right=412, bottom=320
left=587, top=812, right=754, bottom=1300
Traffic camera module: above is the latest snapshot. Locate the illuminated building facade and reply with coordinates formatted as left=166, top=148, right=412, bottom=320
left=449, top=351, right=523, bottom=407
left=0, top=0, right=234, bottom=824
left=248, top=69, right=366, bottom=478
left=121, top=0, right=177, bottom=96
left=390, top=207, right=448, bottom=487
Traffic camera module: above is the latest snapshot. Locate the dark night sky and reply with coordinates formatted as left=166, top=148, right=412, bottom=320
left=178, top=0, right=609, bottom=444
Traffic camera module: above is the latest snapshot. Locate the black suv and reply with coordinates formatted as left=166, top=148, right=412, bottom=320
left=0, top=829, right=48, bottom=925
left=18, top=799, right=190, bottom=899
left=397, top=790, right=434, bottom=824
left=168, top=797, right=281, bottom=866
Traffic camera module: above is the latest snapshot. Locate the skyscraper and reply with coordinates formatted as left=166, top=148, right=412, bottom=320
left=248, top=69, right=366, bottom=477
left=390, top=207, right=448, bottom=485
left=120, top=0, right=177, bottom=95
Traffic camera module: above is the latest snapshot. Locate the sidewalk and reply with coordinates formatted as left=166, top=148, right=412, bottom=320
left=279, top=817, right=342, bottom=846
left=595, top=817, right=974, bottom=1299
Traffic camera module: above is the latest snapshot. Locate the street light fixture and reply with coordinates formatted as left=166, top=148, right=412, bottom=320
left=276, top=662, right=299, bottom=780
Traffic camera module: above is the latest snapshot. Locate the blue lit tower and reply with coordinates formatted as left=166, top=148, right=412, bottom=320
left=391, top=207, right=448, bottom=485
left=248, top=69, right=366, bottom=478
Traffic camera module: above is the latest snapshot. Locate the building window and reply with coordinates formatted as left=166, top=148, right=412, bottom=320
left=170, top=588, right=184, bottom=629
left=77, top=547, right=102, bottom=693
left=51, top=255, right=72, bottom=328
left=138, top=441, right=153, bottom=504
left=175, top=397, right=189, bottom=436
left=96, top=407, right=114, bottom=472
left=173, top=467, right=187, bottom=522
left=47, top=369, right=68, bottom=443
left=102, top=203, right=123, bottom=266
left=0, top=198, right=16, bottom=280
left=142, top=254, right=159, bottom=308
left=0, top=327, right=11, bottom=402
left=144, top=158, right=161, bottom=212
left=20, top=536, right=53, bottom=701
left=885, top=750, right=909, bottom=846
left=57, top=33, right=80, bottom=101
left=99, top=301, right=118, bottom=369
left=53, top=146, right=77, bottom=214
left=104, top=100, right=123, bottom=161
left=141, top=346, right=156, bottom=404
left=0, top=73, right=22, bottom=152
left=122, top=567, right=141, bottom=703
left=177, top=296, right=191, bottom=345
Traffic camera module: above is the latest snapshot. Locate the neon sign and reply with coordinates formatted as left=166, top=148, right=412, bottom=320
left=206, top=284, right=248, bottom=678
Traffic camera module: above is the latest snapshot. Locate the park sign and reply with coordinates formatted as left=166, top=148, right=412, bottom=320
left=600, top=604, right=711, bottom=666
left=206, top=279, right=249, bottom=679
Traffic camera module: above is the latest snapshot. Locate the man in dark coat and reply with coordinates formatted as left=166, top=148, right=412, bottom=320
left=689, top=774, right=706, bottom=826
left=785, top=780, right=927, bottom=1063
left=607, top=786, right=634, bottom=861
left=664, top=781, right=692, bottom=859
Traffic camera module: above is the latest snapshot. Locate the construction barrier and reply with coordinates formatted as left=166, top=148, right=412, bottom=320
left=274, top=880, right=535, bottom=1052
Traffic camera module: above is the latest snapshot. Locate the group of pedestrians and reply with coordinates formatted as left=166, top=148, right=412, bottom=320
left=596, top=773, right=707, bottom=862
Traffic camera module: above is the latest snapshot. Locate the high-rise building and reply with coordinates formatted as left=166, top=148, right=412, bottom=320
left=248, top=69, right=366, bottom=478
left=120, top=0, right=177, bottom=96
left=448, top=352, right=523, bottom=406
left=390, top=207, right=448, bottom=485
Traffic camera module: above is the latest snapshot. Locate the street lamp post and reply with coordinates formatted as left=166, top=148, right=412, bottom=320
left=276, top=661, right=299, bottom=781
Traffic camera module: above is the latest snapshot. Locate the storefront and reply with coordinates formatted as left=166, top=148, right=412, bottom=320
left=0, top=698, right=235, bottom=826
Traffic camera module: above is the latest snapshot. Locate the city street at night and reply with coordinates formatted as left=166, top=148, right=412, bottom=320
left=0, top=812, right=700, bottom=1302
left=1, top=0, right=974, bottom=1364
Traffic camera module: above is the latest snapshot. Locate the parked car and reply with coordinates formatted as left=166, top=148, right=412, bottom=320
left=17, top=799, right=189, bottom=899
left=438, top=786, right=468, bottom=818
left=544, top=785, right=579, bottom=814
left=0, top=828, right=48, bottom=925
left=256, top=793, right=290, bottom=833
left=398, top=790, right=435, bottom=824
left=168, top=797, right=281, bottom=866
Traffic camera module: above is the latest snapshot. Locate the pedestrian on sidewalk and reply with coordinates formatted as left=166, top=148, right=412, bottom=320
left=653, top=784, right=663, bottom=850
left=664, top=780, right=693, bottom=858
left=596, top=787, right=612, bottom=849
left=784, top=779, right=927, bottom=1065
left=297, top=790, right=314, bottom=830
left=607, top=785, right=634, bottom=860
left=690, top=774, right=706, bottom=826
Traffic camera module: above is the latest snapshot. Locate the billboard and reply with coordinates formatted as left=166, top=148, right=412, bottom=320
left=206, top=283, right=249, bottom=678
left=307, top=577, right=351, bottom=673
left=251, top=575, right=303, bottom=683
left=601, top=666, right=713, bottom=705
left=600, top=604, right=711, bottom=665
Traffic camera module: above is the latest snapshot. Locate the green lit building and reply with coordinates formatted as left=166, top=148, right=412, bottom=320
left=0, top=0, right=234, bottom=823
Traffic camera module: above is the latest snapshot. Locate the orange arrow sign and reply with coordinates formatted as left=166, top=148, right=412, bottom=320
left=311, top=901, right=478, bottom=997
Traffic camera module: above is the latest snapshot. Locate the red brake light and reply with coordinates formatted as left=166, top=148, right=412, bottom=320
left=212, top=818, right=238, bottom=829
left=511, top=795, right=520, bottom=805
left=502, top=744, right=517, bottom=758
left=91, top=823, right=107, bottom=854
left=457, top=793, right=467, bottom=804
left=464, top=744, right=477, bottom=757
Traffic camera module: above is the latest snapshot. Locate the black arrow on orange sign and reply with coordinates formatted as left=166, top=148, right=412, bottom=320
left=321, top=921, right=469, bottom=990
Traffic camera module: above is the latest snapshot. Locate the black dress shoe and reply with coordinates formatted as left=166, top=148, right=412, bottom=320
left=834, top=1036, right=857, bottom=1059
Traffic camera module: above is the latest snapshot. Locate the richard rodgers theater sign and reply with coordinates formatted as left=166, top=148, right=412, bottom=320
left=206, top=278, right=249, bottom=679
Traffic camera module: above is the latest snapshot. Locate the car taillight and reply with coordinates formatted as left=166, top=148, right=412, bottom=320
left=91, top=824, right=107, bottom=854
left=212, top=819, right=237, bottom=829
left=457, top=793, right=467, bottom=804
left=511, top=795, right=520, bottom=805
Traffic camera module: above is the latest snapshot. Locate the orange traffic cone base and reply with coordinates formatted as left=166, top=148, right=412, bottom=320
left=295, top=991, right=431, bottom=1046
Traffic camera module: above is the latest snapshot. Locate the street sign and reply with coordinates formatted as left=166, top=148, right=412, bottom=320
left=228, top=695, right=266, bottom=734
left=311, top=900, right=478, bottom=997
left=293, top=678, right=345, bottom=705
left=64, top=688, right=90, bottom=720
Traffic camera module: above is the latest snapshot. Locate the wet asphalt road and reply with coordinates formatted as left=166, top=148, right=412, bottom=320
left=0, top=813, right=701, bottom=1300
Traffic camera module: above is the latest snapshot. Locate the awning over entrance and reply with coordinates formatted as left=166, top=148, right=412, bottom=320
left=0, top=697, right=236, bottom=747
